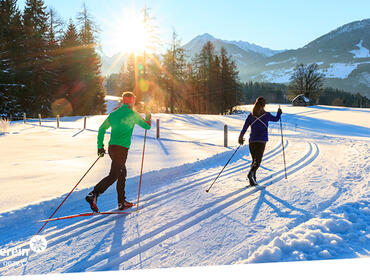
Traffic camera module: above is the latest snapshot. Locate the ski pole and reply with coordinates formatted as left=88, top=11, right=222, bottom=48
left=279, top=105, right=287, bottom=179
left=36, top=156, right=101, bottom=235
left=136, top=129, right=147, bottom=212
left=206, top=145, right=240, bottom=193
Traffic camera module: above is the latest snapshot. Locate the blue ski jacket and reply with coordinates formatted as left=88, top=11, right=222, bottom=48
left=239, top=110, right=282, bottom=142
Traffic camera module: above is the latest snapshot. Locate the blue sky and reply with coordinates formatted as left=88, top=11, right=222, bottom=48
left=19, top=0, right=370, bottom=56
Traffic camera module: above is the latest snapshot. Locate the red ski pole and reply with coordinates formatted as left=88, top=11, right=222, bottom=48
left=136, top=130, right=147, bottom=212
left=36, top=156, right=101, bottom=235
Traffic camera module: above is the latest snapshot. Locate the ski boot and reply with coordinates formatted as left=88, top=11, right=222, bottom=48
left=247, top=170, right=257, bottom=186
left=85, top=191, right=99, bottom=212
left=118, top=200, right=134, bottom=211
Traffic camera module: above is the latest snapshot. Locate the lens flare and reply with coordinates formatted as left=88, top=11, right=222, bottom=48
left=51, top=98, right=73, bottom=116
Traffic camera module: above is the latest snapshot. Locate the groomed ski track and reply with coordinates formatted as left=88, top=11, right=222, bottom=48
left=0, top=106, right=369, bottom=275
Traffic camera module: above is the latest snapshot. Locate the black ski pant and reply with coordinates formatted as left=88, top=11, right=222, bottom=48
left=93, top=145, right=128, bottom=204
left=249, top=141, right=266, bottom=175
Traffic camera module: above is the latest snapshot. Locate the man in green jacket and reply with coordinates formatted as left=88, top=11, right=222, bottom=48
left=86, top=92, right=151, bottom=212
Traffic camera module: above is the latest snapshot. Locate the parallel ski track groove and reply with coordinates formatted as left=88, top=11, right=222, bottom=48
left=2, top=139, right=301, bottom=273
left=66, top=142, right=319, bottom=272
left=0, top=139, right=289, bottom=270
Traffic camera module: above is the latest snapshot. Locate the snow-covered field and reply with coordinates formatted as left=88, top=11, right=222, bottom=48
left=0, top=98, right=369, bottom=276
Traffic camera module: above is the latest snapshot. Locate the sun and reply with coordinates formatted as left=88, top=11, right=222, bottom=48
left=109, top=9, right=155, bottom=55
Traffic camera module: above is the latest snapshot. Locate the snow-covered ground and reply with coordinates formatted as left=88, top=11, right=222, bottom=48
left=350, top=40, right=370, bottom=59
left=0, top=99, right=369, bottom=276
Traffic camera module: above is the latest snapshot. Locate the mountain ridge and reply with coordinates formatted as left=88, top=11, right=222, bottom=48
left=101, top=18, right=370, bottom=97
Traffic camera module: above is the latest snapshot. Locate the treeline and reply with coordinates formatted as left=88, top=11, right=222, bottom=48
left=237, top=81, right=369, bottom=108
left=318, top=87, right=370, bottom=107
left=0, top=0, right=105, bottom=118
left=240, top=81, right=287, bottom=104
left=106, top=38, right=239, bottom=114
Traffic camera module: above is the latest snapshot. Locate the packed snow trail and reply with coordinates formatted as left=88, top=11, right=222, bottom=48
left=0, top=104, right=369, bottom=275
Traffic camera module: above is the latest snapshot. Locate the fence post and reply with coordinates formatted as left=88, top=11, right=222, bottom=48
left=57, top=115, right=60, bottom=128
left=84, top=117, right=87, bottom=130
left=156, top=119, right=160, bottom=139
left=23, top=113, right=26, bottom=124
left=224, top=124, right=228, bottom=147
left=38, top=114, right=41, bottom=126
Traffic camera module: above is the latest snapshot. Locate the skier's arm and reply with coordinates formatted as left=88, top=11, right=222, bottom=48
left=268, top=109, right=282, bottom=122
left=239, top=115, right=251, bottom=138
left=135, top=112, right=151, bottom=130
left=97, top=117, right=111, bottom=149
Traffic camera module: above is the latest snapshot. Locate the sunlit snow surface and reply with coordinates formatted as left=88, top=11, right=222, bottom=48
left=0, top=98, right=369, bottom=275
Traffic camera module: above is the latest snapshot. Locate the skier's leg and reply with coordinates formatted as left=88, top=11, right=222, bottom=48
left=116, top=148, right=128, bottom=204
left=252, top=142, right=266, bottom=183
left=93, top=146, right=123, bottom=196
left=116, top=165, right=127, bottom=203
left=249, top=142, right=256, bottom=169
left=254, top=142, right=266, bottom=171
left=248, top=142, right=258, bottom=185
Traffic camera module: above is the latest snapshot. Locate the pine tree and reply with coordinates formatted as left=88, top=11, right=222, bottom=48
left=47, top=7, right=64, bottom=48
left=58, top=20, right=81, bottom=116
left=76, top=3, right=105, bottom=115
left=46, top=7, right=65, bottom=115
left=162, top=30, right=186, bottom=113
left=200, top=41, right=216, bottom=113
left=105, top=73, right=121, bottom=96
left=120, top=53, right=136, bottom=93
left=220, top=47, right=239, bottom=113
left=211, top=54, right=222, bottom=114
left=0, top=0, right=24, bottom=117
left=22, top=0, right=53, bottom=115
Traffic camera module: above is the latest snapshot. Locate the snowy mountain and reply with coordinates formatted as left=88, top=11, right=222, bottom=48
left=100, top=19, right=370, bottom=97
left=224, top=40, right=285, bottom=57
left=243, top=18, right=370, bottom=97
left=0, top=99, right=369, bottom=275
left=183, top=33, right=284, bottom=58
left=182, top=33, right=280, bottom=68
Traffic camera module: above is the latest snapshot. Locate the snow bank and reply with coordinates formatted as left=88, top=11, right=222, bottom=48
left=242, top=201, right=370, bottom=263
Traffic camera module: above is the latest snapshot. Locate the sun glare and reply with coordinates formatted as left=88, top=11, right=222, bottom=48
left=111, top=10, right=153, bottom=55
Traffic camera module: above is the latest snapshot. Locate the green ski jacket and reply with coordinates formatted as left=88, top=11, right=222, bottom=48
left=97, top=104, right=151, bottom=149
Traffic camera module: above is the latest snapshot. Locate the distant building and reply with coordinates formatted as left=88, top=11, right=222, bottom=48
left=292, top=94, right=310, bottom=106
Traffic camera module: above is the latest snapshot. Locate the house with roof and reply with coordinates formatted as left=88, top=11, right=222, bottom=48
left=292, top=94, right=310, bottom=106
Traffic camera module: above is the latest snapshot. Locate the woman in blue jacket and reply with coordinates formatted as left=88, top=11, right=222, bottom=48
left=238, top=97, right=282, bottom=186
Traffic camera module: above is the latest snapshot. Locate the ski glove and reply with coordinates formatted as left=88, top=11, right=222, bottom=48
left=238, top=136, right=245, bottom=145
left=98, top=147, right=105, bottom=157
left=277, top=108, right=282, bottom=114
